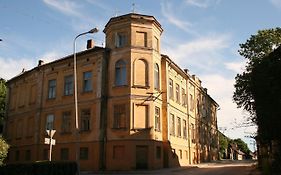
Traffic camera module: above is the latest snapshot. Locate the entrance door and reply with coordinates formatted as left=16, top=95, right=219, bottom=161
left=136, top=146, right=148, bottom=169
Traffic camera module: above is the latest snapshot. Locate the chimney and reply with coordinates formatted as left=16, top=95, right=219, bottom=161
left=87, top=39, right=95, bottom=49
left=204, top=88, right=208, bottom=93
left=38, top=60, right=44, bottom=66
left=184, top=69, right=189, bottom=74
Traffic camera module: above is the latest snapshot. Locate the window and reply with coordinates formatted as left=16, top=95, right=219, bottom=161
left=113, top=146, right=125, bottom=160
left=177, top=117, right=181, bottom=137
left=136, top=31, right=147, bottom=47
left=169, top=79, right=174, bottom=100
left=134, top=59, right=148, bottom=86
left=61, top=111, right=71, bottom=133
left=15, top=150, right=20, bottom=161
left=46, top=114, right=54, bottom=130
left=16, top=119, right=23, bottom=139
left=113, top=104, right=126, bottom=129
left=26, top=117, right=34, bottom=137
left=83, top=71, right=92, bottom=92
left=25, top=150, right=31, bottom=161
left=185, top=150, right=188, bottom=160
left=115, top=60, right=127, bottom=86
left=182, top=88, right=186, bottom=106
left=179, top=149, right=182, bottom=159
left=170, top=113, right=175, bottom=136
left=191, top=123, right=195, bottom=143
left=64, top=75, right=73, bottom=96
left=183, top=119, right=187, bottom=139
left=81, top=109, right=90, bottom=131
left=156, top=146, right=161, bottom=159
left=153, top=36, right=159, bottom=51
left=48, top=79, right=56, bottom=99
left=134, top=105, right=148, bottom=129
left=155, top=107, right=161, bottom=132
left=172, top=149, right=176, bottom=158
left=80, top=147, right=88, bottom=160
left=115, top=32, right=127, bottom=48
left=189, top=94, right=195, bottom=111
left=61, top=148, right=69, bottom=160
left=29, top=84, right=36, bottom=104
left=154, top=63, right=160, bottom=90
left=176, top=84, right=180, bottom=103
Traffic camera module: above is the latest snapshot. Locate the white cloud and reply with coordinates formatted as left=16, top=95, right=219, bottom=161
left=185, top=0, right=222, bottom=8
left=39, top=51, right=64, bottom=63
left=43, top=0, right=104, bottom=33
left=199, top=73, right=256, bottom=150
left=160, top=2, right=196, bottom=35
left=0, top=57, right=36, bottom=80
left=224, top=60, right=247, bottom=73
left=43, top=0, right=82, bottom=17
left=163, top=34, right=231, bottom=72
left=270, top=0, right=281, bottom=9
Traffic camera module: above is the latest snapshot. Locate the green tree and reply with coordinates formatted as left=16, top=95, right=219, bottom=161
left=233, top=28, right=281, bottom=121
left=251, top=47, right=281, bottom=141
left=219, top=132, right=229, bottom=157
left=231, top=138, right=250, bottom=155
left=0, top=137, right=9, bottom=166
left=0, top=78, right=6, bottom=133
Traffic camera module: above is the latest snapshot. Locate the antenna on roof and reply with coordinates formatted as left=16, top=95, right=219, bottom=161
left=114, top=9, right=120, bottom=17
left=132, top=3, right=136, bottom=13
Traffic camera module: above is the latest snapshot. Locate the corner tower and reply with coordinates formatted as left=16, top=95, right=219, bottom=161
left=104, top=13, right=163, bottom=91
left=103, top=13, right=164, bottom=170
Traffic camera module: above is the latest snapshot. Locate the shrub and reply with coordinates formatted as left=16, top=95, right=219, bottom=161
left=0, top=161, right=77, bottom=175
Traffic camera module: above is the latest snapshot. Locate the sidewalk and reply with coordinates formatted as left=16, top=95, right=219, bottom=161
left=81, top=166, right=197, bottom=175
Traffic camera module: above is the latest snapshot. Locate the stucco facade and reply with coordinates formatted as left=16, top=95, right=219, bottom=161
left=4, top=13, right=219, bottom=171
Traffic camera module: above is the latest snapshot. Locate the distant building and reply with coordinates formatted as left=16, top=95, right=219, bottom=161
left=4, top=13, right=219, bottom=171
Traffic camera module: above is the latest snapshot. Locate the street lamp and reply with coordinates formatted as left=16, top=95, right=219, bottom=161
left=73, top=27, right=98, bottom=174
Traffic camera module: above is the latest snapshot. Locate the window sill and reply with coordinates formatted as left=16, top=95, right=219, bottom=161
left=113, top=85, right=128, bottom=88
left=132, top=85, right=150, bottom=89
left=79, top=130, right=91, bottom=133
left=111, top=127, right=127, bottom=131
left=63, top=94, right=73, bottom=97
left=81, top=90, right=93, bottom=94
left=131, top=127, right=152, bottom=131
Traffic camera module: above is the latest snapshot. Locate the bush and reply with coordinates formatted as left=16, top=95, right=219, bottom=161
left=0, top=137, right=9, bottom=165
left=0, top=161, right=77, bottom=175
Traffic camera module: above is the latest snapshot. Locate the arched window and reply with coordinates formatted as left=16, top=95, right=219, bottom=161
left=115, top=59, right=127, bottom=86
left=134, top=59, right=148, bottom=86
left=154, top=63, right=160, bottom=90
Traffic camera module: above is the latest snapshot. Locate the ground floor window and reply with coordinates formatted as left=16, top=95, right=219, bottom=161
left=61, top=148, right=69, bottom=160
left=80, top=147, right=89, bottom=160
left=113, top=145, right=125, bottom=160
left=156, top=146, right=161, bottom=159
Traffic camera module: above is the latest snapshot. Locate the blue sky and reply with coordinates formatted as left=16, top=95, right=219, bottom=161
left=1, top=0, right=281, bottom=151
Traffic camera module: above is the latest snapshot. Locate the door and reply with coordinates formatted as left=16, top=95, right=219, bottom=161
left=136, top=146, right=148, bottom=169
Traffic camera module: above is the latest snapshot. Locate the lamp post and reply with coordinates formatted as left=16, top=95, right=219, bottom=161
left=73, top=28, right=98, bottom=174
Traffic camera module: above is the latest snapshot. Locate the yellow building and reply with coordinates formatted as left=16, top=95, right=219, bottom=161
left=4, top=13, right=219, bottom=171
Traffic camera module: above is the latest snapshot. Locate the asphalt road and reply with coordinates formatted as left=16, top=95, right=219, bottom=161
left=83, top=160, right=260, bottom=175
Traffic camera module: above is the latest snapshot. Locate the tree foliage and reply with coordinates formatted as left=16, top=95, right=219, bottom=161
left=251, top=47, right=281, bottom=141
left=231, top=138, right=250, bottom=155
left=0, top=137, right=9, bottom=166
left=233, top=28, right=281, bottom=121
left=219, top=132, right=229, bottom=153
left=0, top=78, right=6, bottom=132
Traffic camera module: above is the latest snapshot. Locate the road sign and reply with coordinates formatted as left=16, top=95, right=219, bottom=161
left=45, top=129, right=56, bottom=161
left=44, top=138, right=56, bottom=145
left=46, top=130, right=56, bottom=138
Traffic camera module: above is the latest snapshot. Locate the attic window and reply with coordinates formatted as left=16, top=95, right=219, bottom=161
left=115, top=32, right=127, bottom=48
